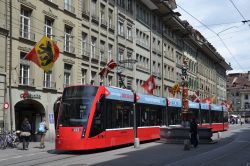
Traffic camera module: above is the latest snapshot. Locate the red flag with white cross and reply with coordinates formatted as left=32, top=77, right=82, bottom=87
left=99, top=59, right=117, bottom=77
left=141, top=75, right=156, bottom=95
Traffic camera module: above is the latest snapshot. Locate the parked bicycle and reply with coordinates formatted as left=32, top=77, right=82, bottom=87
left=0, top=130, right=20, bottom=149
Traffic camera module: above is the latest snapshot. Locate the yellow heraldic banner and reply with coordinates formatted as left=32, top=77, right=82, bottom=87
left=25, top=35, right=60, bottom=73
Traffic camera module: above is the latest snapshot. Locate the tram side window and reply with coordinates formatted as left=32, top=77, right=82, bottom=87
left=224, top=112, right=228, bottom=123
left=211, top=111, right=223, bottom=123
left=168, top=108, right=181, bottom=125
left=137, top=104, right=163, bottom=127
left=190, top=109, right=199, bottom=122
left=106, top=100, right=133, bottom=129
left=200, top=110, right=209, bottom=123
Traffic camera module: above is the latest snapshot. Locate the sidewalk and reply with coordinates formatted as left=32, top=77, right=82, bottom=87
left=0, top=141, right=55, bottom=157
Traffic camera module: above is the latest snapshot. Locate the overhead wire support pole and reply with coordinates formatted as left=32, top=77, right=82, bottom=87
left=8, top=0, right=13, bottom=132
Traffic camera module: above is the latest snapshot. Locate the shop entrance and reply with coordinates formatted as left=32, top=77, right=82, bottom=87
left=15, top=99, right=45, bottom=141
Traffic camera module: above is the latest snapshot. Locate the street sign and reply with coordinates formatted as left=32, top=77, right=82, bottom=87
left=49, top=113, right=54, bottom=124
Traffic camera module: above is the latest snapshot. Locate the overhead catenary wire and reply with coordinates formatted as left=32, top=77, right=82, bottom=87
left=229, top=0, right=250, bottom=28
left=176, top=3, right=246, bottom=73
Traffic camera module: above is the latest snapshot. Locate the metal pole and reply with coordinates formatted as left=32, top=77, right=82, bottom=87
left=9, top=0, right=13, bottom=132
left=133, top=92, right=139, bottom=148
left=133, top=102, right=136, bottom=138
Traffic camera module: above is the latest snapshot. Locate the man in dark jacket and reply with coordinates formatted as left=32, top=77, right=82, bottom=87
left=190, top=118, right=198, bottom=148
left=21, top=117, right=31, bottom=150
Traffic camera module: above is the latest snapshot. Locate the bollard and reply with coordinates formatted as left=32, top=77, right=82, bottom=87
left=217, top=132, right=221, bottom=139
left=134, top=138, right=140, bottom=148
left=184, top=139, right=190, bottom=150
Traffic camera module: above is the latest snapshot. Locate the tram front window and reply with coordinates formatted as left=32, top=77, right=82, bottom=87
left=58, top=86, right=98, bottom=127
left=59, top=98, right=93, bottom=127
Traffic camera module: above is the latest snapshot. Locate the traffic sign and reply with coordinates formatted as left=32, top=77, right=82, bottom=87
left=3, top=102, right=9, bottom=109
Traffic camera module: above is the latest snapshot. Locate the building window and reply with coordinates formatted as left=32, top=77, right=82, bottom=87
left=117, top=0, right=125, bottom=8
left=19, top=64, right=30, bottom=85
left=81, top=32, right=88, bottom=55
left=100, top=40, right=105, bottom=62
left=19, top=52, right=30, bottom=85
left=45, top=18, right=53, bottom=39
left=20, top=8, right=31, bottom=39
left=127, top=0, right=133, bottom=13
left=91, top=0, right=97, bottom=16
left=64, top=26, right=73, bottom=53
left=108, top=9, right=113, bottom=28
left=64, top=64, right=72, bottom=87
left=118, top=48, right=124, bottom=62
left=64, top=0, right=75, bottom=13
left=245, top=94, right=248, bottom=100
left=44, top=71, right=52, bottom=88
left=118, top=21, right=124, bottom=36
left=91, top=71, right=97, bottom=85
left=91, top=36, right=96, bottom=58
left=127, top=26, right=132, bottom=41
left=81, top=69, right=87, bottom=84
left=100, top=4, right=105, bottom=23
left=108, top=44, right=113, bottom=61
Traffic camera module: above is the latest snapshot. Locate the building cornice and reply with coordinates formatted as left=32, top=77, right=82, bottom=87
left=18, top=0, right=36, bottom=10
left=42, top=10, right=58, bottom=19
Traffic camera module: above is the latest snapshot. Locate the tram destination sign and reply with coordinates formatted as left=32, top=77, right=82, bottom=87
left=20, top=90, right=41, bottom=99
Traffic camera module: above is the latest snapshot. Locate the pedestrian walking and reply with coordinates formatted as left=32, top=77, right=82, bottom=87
left=20, top=117, right=31, bottom=150
left=38, top=117, right=48, bottom=149
left=190, top=118, right=198, bottom=148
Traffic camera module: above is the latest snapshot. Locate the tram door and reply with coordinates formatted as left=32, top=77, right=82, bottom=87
left=89, top=98, right=106, bottom=148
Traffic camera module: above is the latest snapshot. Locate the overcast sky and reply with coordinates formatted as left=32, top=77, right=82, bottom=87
left=175, top=0, right=250, bottom=74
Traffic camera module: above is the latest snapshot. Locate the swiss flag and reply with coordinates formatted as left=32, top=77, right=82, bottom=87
left=191, top=90, right=200, bottom=102
left=142, top=75, right=155, bottom=95
left=99, top=59, right=117, bottom=77
left=222, top=100, right=233, bottom=112
left=201, top=97, right=212, bottom=104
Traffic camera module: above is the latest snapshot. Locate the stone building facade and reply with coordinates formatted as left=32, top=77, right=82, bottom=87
left=227, top=72, right=250, bottom=120
left=0, top=0, right=231, bottom=141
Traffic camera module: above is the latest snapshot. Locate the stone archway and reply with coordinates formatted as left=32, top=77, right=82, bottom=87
left=15, top=99, right=45, bottom=141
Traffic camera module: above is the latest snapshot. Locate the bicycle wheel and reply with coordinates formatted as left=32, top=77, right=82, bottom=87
left=0, top=137, right=7, bottom=149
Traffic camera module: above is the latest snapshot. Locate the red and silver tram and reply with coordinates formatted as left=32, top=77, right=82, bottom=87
left=55, top=85, right=166, bottom=150
left=55, top=85, right=229, bottom=151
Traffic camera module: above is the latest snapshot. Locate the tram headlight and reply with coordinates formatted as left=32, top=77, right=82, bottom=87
left=82, top=128, right=86, bottom=137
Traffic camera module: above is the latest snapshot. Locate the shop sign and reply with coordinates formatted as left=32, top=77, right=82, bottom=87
left=20, top=90, right=41, bottom=99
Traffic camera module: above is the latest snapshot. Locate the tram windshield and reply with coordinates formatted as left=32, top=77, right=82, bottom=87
left=58, top=86, right=98, bottom=127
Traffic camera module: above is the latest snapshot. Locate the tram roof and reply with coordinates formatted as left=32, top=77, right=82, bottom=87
left=210, top=104, right=222, bottom=111
left=200, top=103, right=209, bottom=110
left=137, top=93, right=166, bottom=106
left=105, top=86, right=134, bottom=102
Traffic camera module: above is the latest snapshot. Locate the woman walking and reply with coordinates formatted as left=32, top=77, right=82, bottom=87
left=20, top=118, right=31, bottom=150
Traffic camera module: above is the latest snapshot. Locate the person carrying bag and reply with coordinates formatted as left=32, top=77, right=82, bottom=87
left=38, top=118, right=48, bottom=149
left=20, top=117, right=31, bottom=150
